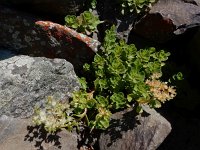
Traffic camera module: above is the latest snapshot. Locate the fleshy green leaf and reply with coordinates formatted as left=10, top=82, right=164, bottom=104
left=96, top=95, right=109, bottom=107
left=79, top=77, right=87, bottom=90
left=65, top=11, right=102, bottom=35
left=110, top=92, right=126, bottom=109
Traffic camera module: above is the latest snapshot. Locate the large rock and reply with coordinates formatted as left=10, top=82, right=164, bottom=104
left=133, top=0, right=200, bottom=43
left=0, top=54, right=80, bottom=118
left=0, top=115, right=78, bottom=150
left=99, top=106, right=171, bottom=150
left=0, top=0, right=85, bottom=16
left=0, top=51, right=80, bottom=149
left=0, top=6, right=99, bottom=70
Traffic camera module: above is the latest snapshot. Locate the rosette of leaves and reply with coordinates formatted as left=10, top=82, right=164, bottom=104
left=120, top=0, right=156, bottom=14
left=65, top=11, right=102, bottom=35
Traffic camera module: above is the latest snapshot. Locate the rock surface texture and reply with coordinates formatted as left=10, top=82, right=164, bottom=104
left=0, top=54, right=80, bottom=118
left=0, top=0, right=85, bottom=16
left=0, top=115, right=78, bottom=150
left=99, top=106, right=171, bottom=150
left=0, top=6, right=99, bottom=70
left=0, top=52, right=80, bottom=149
left=133, top=0, right=200, bottom=43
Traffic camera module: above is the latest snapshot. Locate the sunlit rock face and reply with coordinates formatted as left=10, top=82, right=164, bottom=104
left=0, top=54, right=80, bottom=118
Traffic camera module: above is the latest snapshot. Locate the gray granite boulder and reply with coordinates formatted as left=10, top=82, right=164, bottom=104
left=0, top=54, right=80, bottom=118
left=99, top=106, right=172, bottom=150
left=0, top=51, right=80, bottom=149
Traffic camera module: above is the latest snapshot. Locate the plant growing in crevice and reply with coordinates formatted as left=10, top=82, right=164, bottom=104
left=81, top=25, right=175, bottom=114
left=65, top=11, right=102, bottom=35
left=33, top=96, right=79, bottom=132
left=33, top=26, right=176, bottom=133
left=119, top=0, right=156, bottom=14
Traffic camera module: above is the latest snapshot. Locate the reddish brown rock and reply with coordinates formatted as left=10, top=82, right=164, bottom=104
left=133, top=0, right=200, bottom=43
left=0, top=6, right=100, bottom=70
left=134, top=13, right=175, bottom=43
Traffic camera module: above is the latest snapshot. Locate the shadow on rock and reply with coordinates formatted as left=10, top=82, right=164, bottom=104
left=104, top=109, right=142, bottom=147
left=24, top=125, right=62, bottom=150
left=99, top=106, right=172, bottom=150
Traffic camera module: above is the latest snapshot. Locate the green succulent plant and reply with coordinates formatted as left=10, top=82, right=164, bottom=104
left=33, top=26, right=176, bottom=133
left=120, top=0, right=156, bottom=14
left=65, top=11, right=103, bottom=35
